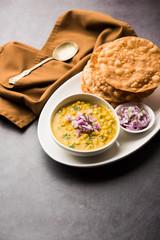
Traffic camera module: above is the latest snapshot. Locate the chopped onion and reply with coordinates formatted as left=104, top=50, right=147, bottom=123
left=66, top=116, right=75, bottom=121
left=75, top=129, right=80, bottom=137
left=66, top=111, right=101, bottom=135
left=93, top=104, right=98, bottom=108
left=87, top=109, right=93, bottom=115
left=117, top=104, right=151, bottom=131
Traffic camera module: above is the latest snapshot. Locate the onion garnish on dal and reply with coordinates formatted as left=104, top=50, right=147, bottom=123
left=66, top=109, right=101, bottom=136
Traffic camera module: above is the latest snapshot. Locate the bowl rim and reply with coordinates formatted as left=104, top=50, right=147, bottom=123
left=115, top=101, right=155, bottom=133
left=49, top=93, right=120, bottom=154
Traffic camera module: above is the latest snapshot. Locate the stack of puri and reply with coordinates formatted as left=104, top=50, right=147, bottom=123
left=81, top=36, right=160, bottom=108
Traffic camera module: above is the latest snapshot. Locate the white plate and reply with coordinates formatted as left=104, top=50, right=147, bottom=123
left=37, top=72, right=160, bottom=167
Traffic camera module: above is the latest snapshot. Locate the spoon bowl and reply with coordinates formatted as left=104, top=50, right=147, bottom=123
left=53, top=41, right=78, bottom=61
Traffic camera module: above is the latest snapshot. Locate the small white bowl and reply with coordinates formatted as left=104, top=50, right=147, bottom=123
left=115, top=102, right=155, bottom=133
left=49, top=93, right=120, bottom=156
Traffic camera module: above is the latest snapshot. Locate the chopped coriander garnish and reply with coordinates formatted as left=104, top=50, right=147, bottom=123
left=88, top=103, right=93, bottom=107
left=69, top=142, right=75, bottom=149
left=127, top=109, right=132, bottom=117
left=74, top=106, right=80, bottom=111
left=131, top=116, right=138, bottom=121
left=86, top=135, right=93, bottom=145
left=99, top=135, right=104, bottom=139
left=141, top=110, right=146, bottom=115
left=100, top=114, right=103, bottom=119
left=58, top=108, right=62, bottom=114
left=84, top=113, right=87, bottom=121
left=112, top=120, right=116, bottom=125
left=108, top=127, right=113, bottom=132
left=63, top=134, right=70, bottom=139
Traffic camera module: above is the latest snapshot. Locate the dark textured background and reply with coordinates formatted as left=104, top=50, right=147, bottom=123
left=0, top=1, right=160, bottom=240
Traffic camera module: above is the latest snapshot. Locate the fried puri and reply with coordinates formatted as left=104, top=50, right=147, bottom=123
left=81, top=36, right=159, bottom=106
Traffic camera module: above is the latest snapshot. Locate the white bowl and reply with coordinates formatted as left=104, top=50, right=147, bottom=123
left=49, top=93, right=120, bottom=156
left=115, top=102, right=155, bottom=133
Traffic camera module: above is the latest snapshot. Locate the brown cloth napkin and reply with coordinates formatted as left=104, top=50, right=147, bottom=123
left=0, top=9, right=136, bottom=128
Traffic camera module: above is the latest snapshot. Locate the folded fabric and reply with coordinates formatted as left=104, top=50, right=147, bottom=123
left=0, top=9, right=136, bottom=128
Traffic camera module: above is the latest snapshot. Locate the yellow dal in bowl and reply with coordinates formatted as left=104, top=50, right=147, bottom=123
left=51, top=101, right=118, bottom=151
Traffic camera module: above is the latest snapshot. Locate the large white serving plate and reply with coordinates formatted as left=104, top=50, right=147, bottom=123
left=37, top=72, right=160, bottom=167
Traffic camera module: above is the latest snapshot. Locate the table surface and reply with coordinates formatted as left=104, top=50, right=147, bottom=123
left=0, top=1, right=160, bottom=240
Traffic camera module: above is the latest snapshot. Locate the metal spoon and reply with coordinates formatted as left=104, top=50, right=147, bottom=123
left=9, top=41, right=78, bottom=85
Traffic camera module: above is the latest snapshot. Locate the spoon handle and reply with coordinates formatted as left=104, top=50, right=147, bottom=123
left=9, top=57, right=53, bottom=85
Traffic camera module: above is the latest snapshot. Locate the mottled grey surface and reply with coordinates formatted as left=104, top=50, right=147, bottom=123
left=0, top=1, right=160, bottom=240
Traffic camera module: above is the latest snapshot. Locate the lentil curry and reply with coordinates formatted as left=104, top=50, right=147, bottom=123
left=51, top=101, right=118, bottom=151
